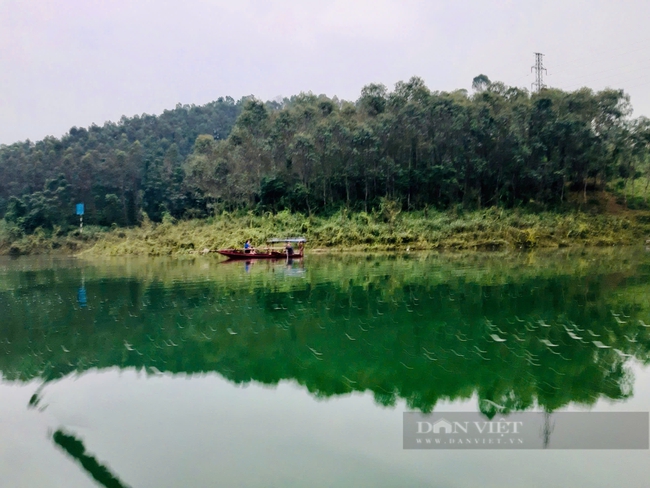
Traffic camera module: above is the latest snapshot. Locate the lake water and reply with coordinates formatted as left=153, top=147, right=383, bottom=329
left=1, top=249, right=650, bottom=487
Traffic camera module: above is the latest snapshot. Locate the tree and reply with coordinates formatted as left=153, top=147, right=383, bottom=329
left=472, top=74, right=491, bottom=93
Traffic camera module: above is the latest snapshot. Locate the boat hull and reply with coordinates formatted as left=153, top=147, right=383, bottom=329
left=217, top=249, right=303, bottom=260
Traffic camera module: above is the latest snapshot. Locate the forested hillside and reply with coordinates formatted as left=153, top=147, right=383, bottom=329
left=0, top=97, right=243, bottom=229
left=1, top=76, right=650, bottom=236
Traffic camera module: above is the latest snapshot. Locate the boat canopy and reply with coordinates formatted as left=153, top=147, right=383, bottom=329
left=267, top=237, right=306, bottom=243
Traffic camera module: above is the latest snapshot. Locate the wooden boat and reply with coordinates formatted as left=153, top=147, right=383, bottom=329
left=217, top=238, right=305, bottom=260
left=216, top=249, right=304, bottom=260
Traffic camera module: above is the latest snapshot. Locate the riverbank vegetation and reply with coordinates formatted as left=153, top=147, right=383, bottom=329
left=2, top=200, right=648, bottom=256
left=1, top=75, right=649, bottom=255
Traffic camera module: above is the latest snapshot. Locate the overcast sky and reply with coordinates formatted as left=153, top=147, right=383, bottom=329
left=1, top=0, right=649, bottom=145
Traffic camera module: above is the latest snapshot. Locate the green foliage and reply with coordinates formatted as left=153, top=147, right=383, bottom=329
left=183, top=79, right=646, bottom=215
left=2, top=78, right=650, bottom=238
left=0, top=97, right=244, bottom=229
left=0, top=217, right=107, bottom=255
left=5, top=175, right=73, bottom=233
left=472, top=74, right=491, bottom=92
left=82, top=207, right=649, bottom=256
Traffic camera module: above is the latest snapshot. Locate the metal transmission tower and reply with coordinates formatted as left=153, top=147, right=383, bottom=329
left=531, top=52, right=547, bottom=92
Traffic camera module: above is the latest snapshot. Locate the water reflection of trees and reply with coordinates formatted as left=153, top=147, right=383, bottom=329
left=53, top=430, right=131, bottom=488
left=0, top=252, right=649, bottom=414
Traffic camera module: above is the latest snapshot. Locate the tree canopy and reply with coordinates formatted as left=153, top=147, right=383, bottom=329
left=1, top=78, right=649, bottom=233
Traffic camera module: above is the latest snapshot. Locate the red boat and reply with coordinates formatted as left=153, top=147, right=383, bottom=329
left=216, top=249, right=304, bottom=259
left=217, top=238, right=305, bottom=260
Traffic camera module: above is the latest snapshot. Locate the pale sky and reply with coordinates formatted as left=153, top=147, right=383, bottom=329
left=1, top=0, right=649, bottom=145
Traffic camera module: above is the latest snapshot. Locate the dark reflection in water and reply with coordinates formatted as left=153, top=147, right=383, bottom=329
left=53, top=430, right=130, bottom=488
left=1, top=250, right=649, bottom=416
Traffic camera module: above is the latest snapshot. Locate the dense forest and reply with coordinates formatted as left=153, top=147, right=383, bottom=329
left=1, top=76, right=649, bottom=234
left=0, top=97, right=243, bottom=230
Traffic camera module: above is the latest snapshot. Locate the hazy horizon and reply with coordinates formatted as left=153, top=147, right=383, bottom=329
left=2, top=0, right=650, bottom=145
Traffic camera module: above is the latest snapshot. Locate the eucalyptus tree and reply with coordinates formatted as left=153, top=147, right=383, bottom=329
left=2, top=76, right=646, bottom=229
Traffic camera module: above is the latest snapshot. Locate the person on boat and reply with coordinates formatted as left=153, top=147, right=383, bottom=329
left=244, top=239, right=254, bottom=254
left=285, top=241, right=294, bottom=257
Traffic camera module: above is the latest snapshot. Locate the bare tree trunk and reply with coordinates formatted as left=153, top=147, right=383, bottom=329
left=364, top=179, right=368, bottom=213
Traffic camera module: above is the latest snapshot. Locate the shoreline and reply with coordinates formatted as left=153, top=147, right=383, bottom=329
left=2, top=206, right=649, bottom=257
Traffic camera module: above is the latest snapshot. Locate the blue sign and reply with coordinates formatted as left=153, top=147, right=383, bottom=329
left=76, top=203, right=84, bottom=216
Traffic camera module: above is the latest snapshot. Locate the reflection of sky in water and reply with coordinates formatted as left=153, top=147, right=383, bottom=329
left=2, top=365, right=650, bottom=488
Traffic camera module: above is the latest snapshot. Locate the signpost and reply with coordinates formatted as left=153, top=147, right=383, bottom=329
left=76, top=203, right=84, bottom=233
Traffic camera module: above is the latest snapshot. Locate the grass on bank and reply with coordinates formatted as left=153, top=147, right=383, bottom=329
left=87, top=206, right=650, bottom=256
left=0, top=220, right=106, bottom=256
left=2, top=198, right=650, bottom=257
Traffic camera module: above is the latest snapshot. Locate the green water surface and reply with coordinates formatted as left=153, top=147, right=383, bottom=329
left=1, top=249, right=649, bottom=487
